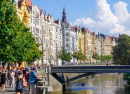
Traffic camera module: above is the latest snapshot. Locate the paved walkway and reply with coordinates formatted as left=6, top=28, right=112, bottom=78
left=0, top=85, right=28, bottom=94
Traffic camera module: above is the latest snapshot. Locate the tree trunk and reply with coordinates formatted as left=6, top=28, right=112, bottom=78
left=8, top=62, right=10, bottom=72
left=2, top=62, right=5, bottom=68
left=18, top=62, right=21, bottom=67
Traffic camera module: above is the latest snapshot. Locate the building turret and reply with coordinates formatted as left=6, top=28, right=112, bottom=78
left=98, top=32, right=100, bottom=38
left=61, top=8, right=68, bottom=27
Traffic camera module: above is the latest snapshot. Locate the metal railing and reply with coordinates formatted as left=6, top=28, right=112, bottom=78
left=37, top=67, right=45, bottom=75
left=51, top=65, right=130, bottom=73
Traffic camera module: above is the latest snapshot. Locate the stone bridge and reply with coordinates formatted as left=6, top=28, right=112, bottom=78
left=48, top=65, right=130, bottom=92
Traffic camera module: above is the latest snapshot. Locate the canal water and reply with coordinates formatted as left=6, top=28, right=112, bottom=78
left=51, top=73, right=130, bottom=94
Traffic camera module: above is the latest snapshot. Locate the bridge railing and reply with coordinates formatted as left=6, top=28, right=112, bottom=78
left=37, top=67, right=45, bottom=75
left=51, top=66, right=130, bottom=73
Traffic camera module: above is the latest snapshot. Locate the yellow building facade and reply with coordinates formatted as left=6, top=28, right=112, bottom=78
left=78, top=28, right=84, bottom=53
left=18, top=0, right=30, bottom=27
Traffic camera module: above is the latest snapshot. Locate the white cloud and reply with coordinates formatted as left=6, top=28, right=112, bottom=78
left=72, top=0, right=130, bottom=36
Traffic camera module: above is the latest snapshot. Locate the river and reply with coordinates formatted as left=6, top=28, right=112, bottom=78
left=50, top=73, right=130, bottom=94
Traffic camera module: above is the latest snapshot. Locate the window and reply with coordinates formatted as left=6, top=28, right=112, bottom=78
left=56, top=28, right=58, bottom=32
left=33, top=19, right=35, bottom=24
left=33, top=11, right=35, bottom=15
left=31, top=18, right=32, bottom=23
left=66, top=38, right=69, bottom=41
left=31, top=27, right=32, bottom=32
left=60, top=36, right=61, bottom=39
left=36, top=28, right=39, bottom=33
left=36, top=19, right=39, bottom=25
left=33, top=27, right=35, bottom=32
left=66, top=33, right=69, bottom=36
left=60, top=29, right=62, bottom=33
left=56, top=35, right=57, bottom=39
left=36, top=37, right=39, bottom=43
left=40, top=30, right=42, bottom=35
left=66, top=44, right=69, bottom=47
left=72, top=37, right=74, bottom=48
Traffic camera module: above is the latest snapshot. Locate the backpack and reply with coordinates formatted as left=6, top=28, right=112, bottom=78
left=16, top=78, right=23, bottom=90
left=26, top=73, right=30, bottom=81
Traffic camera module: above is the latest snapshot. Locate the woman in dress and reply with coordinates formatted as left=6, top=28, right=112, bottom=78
left=0, top=69, right=7, bottom=93
left=9, top=69, right=15, bottom=87
left=16, top=71, right=27, bottom=94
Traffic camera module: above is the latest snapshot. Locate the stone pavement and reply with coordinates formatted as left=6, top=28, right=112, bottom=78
left=0, top=85, right=28, bottom=94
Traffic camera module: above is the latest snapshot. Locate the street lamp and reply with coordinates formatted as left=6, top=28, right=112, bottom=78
left=51, top=39, right=58, bottom=66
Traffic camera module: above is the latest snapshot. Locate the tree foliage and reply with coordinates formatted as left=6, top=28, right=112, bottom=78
left=0, top=0, right=43, bottom=67
left=72, top=50, right=87, bottom=61
left=112, top=34, right=130, bottom=65
left=58, top=47, right=72, bottom=62
left=99, top=55, right=113, bottom=63
left=124, top=73, right=130, bottom=86
left=92, top=53, right=99, bottom=60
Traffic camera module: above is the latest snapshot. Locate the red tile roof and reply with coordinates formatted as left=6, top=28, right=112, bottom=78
left=85, top=29, right=90, bottom=33
left=40, top=9, right=42, bottom=14
left=54, top=20, right=59, bottom=24
left=69, top=25, right=75, bottom=31
left=18, top=0, right=32, bottom=10
left=25, top=0, right=32, bottom=7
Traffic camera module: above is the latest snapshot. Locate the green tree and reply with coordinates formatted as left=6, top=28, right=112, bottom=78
left=0, top=0, right=43, bottom=67
left=58, top=47, right=72, bottom=65
left=124, top=73, right=130, bottom=86
left=112, top=34, right=130, bottom=65
left=72, top=51, right=78, bottom=61
left=99, top=55, right=106, bottom=63
left=72, top=50, right=87, bottom=63
left=105, top=55, right=113, bottom=62
left=92, top=53, right=99, bottom=63
left=0, top=0, right=21, bottom=67
left=112, top=34, right=130, bottom=86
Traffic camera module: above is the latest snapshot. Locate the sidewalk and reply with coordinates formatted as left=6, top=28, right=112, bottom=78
left=0, top=85, right=28, bottom=94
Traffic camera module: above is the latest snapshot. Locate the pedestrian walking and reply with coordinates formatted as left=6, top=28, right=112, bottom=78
left=25, top=67, right=30, bottom=91
left=23, top=68, right=26, bottom=77
left=0, top=69, right=7, bottom=93
left=15, top=67, right=20, bottom=81
left=15, top=71, right=27, bottom=94
left=9, top=69, right=15, bottom=87
left=29, top=67, right=42, bottom=94
left=5, top=70, right=8, bottom=88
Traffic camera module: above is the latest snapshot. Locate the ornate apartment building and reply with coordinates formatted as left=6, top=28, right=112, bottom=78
left=50, top=19, right=62, bottom=66
left=97, top=33, right=118, bottom=56
left=96, top=32, right=101, bottom=56
left=61, top=8, right=78, bottom=63
left=14, top=0, right=118, bottom=65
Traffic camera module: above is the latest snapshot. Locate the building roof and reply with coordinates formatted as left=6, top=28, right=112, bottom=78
left=18, top=0, right=32, bottom=10
left=85, top=29, right=90, bottom=33
left=25, top=0, right=32, bottom=7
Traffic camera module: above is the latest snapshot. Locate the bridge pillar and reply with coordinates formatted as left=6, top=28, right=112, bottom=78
left=62, top=84, right=66, bottom=93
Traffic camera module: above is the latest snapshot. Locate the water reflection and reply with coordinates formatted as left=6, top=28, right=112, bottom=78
left=51, top=73, right=126, bottom=94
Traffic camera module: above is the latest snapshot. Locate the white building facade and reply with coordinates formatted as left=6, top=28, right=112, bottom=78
left=61, top=8, right=78, bottom=63
left=30, top=4, right=43, bottom=64
left=51, top=19, right=62, bottom=66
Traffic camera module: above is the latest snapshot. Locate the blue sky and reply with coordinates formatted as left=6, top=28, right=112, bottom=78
left=31, top=0, right=130, bottom=36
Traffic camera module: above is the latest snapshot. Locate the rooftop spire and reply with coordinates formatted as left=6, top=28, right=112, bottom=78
left=62, top=7, right=66, bottom=21
left=61, top=7, right=68, bottom=27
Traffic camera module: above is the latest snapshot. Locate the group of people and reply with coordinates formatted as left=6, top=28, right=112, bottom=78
left=0, top=66, right=42, bottom=94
